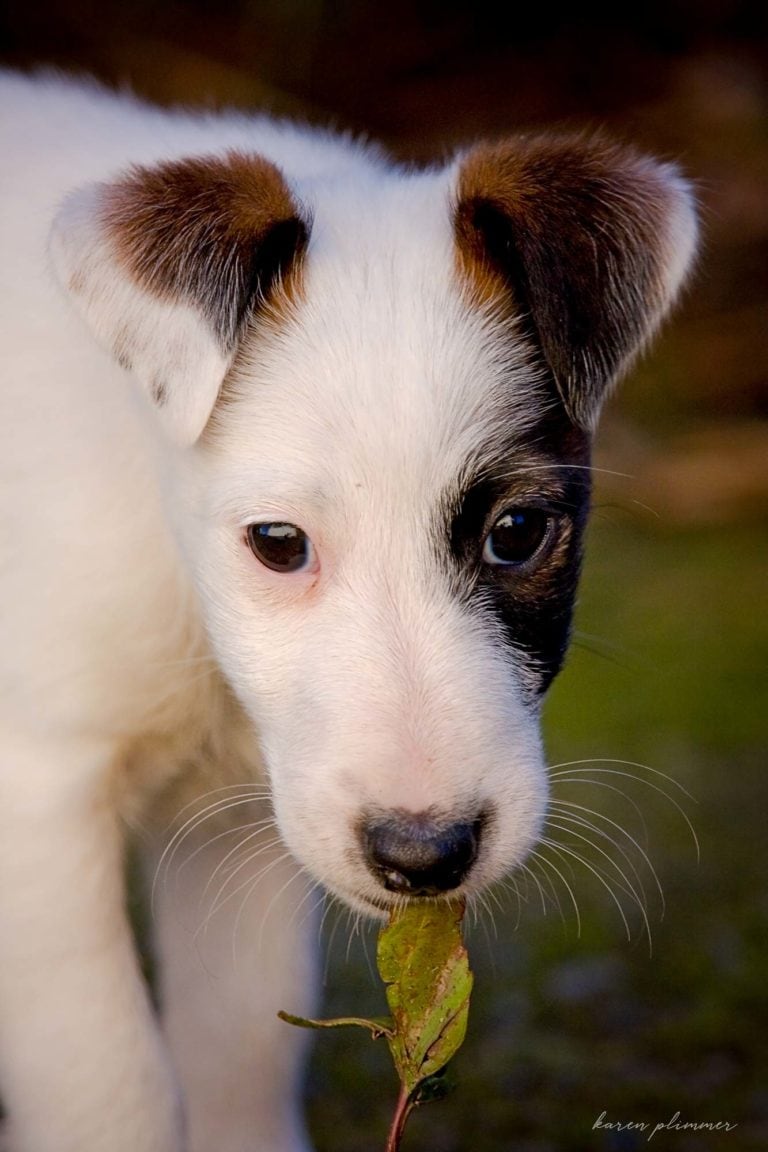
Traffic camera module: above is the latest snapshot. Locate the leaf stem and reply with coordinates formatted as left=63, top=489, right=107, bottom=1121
left=386, top=1084, right=415, bottom=1152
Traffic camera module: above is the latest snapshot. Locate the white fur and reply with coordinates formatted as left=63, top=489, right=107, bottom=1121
left=0, top=71, right=696, bottom=1151
left=49, top=181, right=232, bottom=444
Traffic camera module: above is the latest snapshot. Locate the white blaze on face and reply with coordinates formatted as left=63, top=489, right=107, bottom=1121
left=182, top=170, right=551, bottom=909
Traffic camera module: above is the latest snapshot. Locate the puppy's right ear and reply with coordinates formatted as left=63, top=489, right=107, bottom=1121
left=454, top=135, right=698, bottom=431
left=50, top=151, right=310, bottom=444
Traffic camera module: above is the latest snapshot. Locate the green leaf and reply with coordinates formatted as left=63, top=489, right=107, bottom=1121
left=377, top=900, right=473, bottom=1095
left=279, top=899, right=474, bottom=1150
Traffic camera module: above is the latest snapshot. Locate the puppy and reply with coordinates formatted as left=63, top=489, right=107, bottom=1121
left=0, top=70, right=697, bottom=1152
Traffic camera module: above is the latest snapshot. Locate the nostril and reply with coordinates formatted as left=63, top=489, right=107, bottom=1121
left=361, top=812, right=482, bottom=896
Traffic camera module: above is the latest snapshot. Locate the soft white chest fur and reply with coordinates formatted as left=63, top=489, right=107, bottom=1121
left=0, top=71, right=696, bottom=1152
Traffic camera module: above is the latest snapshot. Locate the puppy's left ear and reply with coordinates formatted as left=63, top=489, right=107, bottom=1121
left=454, top=135, right=698, bottom=430
left=50, top=151, right=309, bottom=443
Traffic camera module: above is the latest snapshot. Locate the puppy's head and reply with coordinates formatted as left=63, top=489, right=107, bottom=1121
left=51, top=133, right=696, bottom=912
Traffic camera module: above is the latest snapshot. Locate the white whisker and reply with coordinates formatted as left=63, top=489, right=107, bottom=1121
left=197, top=820, right=279, bottom=911
left=173, top=815, right=276, bottom=883
left=485, top=880, right=512, bottom=919
left=151, top=786, right=271, bottom=915
left=540, top=837, right=634, bottom=944
left=250, top=862, right=312, bottom=963
left=516, top=862, right=551, bottom=917
left=551, top=775, right=651, bottom=845
left=529, top=848, right=582, bottom=936
left=549, top=758, right=696, bottom=799
left=346, top=910, right=364, bottom=967
left=476, top=890, right=499, bottom=943
left=548, top=798, right=664, bottom=914
left=543, top=820, right=653, bottom=948
left=548, top=760, right=700, bottom=861
left=320, top=900, right=347, bottom=986
left=200, top=837, right=286, bottom=927
left=496, top=875, right=525, bottom=929
left=293, top=885, right=326, bottom=936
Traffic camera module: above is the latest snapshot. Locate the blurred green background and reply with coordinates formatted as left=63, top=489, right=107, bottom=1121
left=2, top=3, right=766, bottom=1149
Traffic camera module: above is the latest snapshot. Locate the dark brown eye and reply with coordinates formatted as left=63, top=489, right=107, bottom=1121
left=246, top=522, right=315, bottom=573
left=482, top=508, right=551, bottom=567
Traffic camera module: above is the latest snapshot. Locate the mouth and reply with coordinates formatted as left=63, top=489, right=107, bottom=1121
left=342, top=884, right=470, bottom=920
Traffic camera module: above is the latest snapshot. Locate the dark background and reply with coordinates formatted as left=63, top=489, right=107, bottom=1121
left=2, top=3, right=766, bottom=1150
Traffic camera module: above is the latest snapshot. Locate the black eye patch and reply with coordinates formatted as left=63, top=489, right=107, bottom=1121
left=444, top=455, right=591, bottom=695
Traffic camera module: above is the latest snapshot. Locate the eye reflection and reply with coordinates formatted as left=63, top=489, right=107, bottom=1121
left=482, top=508, right=551, bottom=567
left=245, top=522, right=315, bottom=573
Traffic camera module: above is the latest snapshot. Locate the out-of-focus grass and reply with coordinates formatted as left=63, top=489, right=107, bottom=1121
left=307, top=507, right=768, bottom=1151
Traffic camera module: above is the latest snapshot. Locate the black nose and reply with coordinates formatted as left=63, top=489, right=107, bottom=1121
left=361, top=812, right=481, bottom=896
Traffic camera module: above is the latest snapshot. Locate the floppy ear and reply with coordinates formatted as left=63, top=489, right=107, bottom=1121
left=454, top=135, right=698, bottom=431
left=50, top=151, right=310, bottom=443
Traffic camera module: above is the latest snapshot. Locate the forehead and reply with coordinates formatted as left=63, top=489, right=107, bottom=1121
left=206, top=168, right=551, bottom=513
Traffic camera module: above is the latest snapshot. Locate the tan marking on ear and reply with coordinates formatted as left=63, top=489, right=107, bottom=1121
left=259, top=245, right=308, bottom=323
left=453, top=134, right=697, bottom=429
left=454, top=144, right=508, bottom=308
left=101, top=150, right=310, bottom=348
left=455, top=133, right=671, bottom=308
left=454, top=213, right=513, bottom=320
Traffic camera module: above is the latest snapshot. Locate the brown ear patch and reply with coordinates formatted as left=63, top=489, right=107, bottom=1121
left=102, top=151, right=310, bottom=350
left=455, top=135, right=694, bottom=429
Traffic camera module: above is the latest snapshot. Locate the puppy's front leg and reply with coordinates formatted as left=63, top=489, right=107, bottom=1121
left=0, top=732, right=182, bottom=1152
left=151, top=815, right=320, bottom=1152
